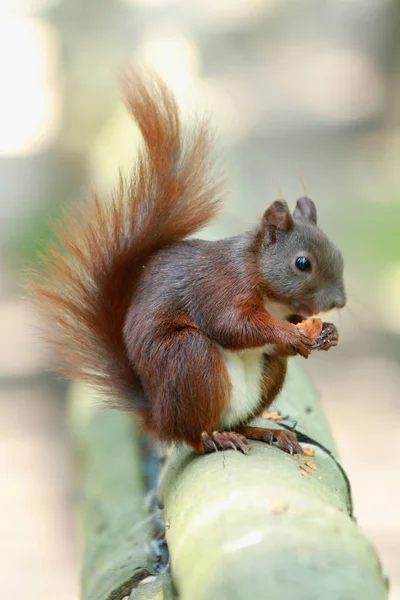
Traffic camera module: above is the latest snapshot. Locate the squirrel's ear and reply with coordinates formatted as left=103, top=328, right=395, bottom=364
left=262, top=200, right=294, bottom=243
left=293, top=196, right=317, bottom=225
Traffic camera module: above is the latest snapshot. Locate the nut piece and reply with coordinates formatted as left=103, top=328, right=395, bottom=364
left=262, top=410, right=282, bottom=422
left=297, top=318, right=323, bottom=343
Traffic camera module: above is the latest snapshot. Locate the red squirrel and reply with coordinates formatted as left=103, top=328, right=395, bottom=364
left=31, top=71, right=346, bottom=456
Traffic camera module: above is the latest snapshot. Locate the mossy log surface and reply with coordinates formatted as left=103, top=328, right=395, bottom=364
left=158, top=360, right=388, bottom=600
left=68, top=385, right=171, bottom=600
left=69, top=360, right=388, bottom=600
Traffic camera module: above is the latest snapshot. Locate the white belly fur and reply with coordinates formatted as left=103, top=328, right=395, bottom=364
left=219, top=299, right=291, bottom=429
left=219, top=346, right=265, bottom=428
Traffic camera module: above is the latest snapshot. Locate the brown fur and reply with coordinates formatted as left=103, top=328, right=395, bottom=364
left=29, top=71, right=345, bottom=453
left=260, top=356, right=287, bottom=413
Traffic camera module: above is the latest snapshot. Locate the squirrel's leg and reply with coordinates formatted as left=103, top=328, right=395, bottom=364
left=260, top=355, right=290, bottom=423
left=137, top=325, right=249, bottom=453
left=235, top=355, right=302, bottom=455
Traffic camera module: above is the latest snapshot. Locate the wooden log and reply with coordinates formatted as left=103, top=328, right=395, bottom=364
left=69, top=359, right=388, bottom=599
left=158, top=359, right=389, bottom=600
left=68, top=384, right=174, bottom=600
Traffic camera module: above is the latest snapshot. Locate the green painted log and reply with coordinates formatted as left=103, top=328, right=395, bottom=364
left=158, top=360, right=389, bottom=600
left=68, top=384, right=174, bottom=600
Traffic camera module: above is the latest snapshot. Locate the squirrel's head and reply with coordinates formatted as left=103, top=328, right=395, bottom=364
left=259, top=197, right=346, bottom=318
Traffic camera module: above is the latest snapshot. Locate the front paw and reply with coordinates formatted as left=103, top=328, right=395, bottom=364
left=275, top=323, right=313, bottom=358
left=290, top=327, right=313, bottom=358
left=312, top=322, right=339, bottom=352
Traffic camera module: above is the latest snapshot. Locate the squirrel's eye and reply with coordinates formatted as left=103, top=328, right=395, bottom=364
left=295, top=256, right=311, bottom=272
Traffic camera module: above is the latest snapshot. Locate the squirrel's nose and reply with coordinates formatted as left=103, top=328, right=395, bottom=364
left=330, top=292, right=346, bottom=310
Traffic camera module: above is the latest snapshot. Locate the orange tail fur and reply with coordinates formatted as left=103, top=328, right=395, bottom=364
left=29, top=71, right=223, bottom=409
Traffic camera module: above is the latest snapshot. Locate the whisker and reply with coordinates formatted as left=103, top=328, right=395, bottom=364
left=344, top=294, right=375, bottom=318
left=341, top=304, right=371, bottom=324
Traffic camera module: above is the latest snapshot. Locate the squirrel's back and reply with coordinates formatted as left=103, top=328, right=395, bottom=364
left=29, top=70, right=223, bottom=409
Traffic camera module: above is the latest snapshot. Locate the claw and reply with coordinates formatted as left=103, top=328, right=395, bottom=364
left=274, top=430, right=303, bottom=455
left=236, top=427, right=303, bottom=455
left=201, top=432, right=219, bottom=452
left=201, top=430, right=250, bottom=454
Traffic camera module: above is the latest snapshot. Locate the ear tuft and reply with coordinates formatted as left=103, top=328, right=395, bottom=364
left=293, top=196, right=317, bottom=225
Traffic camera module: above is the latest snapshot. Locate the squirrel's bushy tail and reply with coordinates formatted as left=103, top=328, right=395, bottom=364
left=29, top=71, right=222, bottom=408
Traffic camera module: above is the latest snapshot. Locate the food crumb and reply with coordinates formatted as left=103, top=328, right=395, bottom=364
left=303, top=447, right=316, bottom=457
left=304, top=458, right=317, bottom=471
left=262, top=410, right=282, bottom=421
left=299, top=464, right=313, bottom=479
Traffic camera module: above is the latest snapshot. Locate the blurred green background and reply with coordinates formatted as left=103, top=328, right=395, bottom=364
left=1, top=0, right=400, bottom=598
